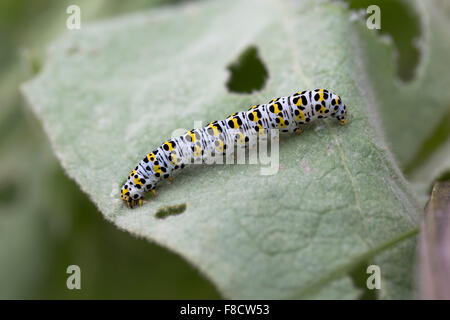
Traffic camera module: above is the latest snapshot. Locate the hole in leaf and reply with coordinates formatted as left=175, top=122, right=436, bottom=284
left=349, top=260, right=378, bottom=300
left=226, top=46, right=268, bottom=94
left=155, top=203, right=186, bottom=219
left=344, top=0, right=422, bottom=82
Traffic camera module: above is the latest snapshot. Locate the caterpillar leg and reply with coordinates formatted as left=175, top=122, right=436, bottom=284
left=339, top=119, right=348, bottom=125
left=126, top=198, right=144, bottom=209
left=125, top=189, right=155, bottom=208
left=294, top=127, right=303, bottom=135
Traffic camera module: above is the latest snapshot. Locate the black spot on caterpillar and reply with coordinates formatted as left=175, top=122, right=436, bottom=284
left=121, top=89, right=348, bottom=208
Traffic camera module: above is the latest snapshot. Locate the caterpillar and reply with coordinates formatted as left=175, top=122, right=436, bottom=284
left=121, top=89, right=348, bottom=208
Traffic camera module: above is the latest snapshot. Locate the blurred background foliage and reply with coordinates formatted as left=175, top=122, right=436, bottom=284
left=0, top=0, right=219, bottom=299
left=344, top=0, right=421, bottom=82
left=343, top=0, right=450, bottom=178
left=0, top=0, right=449, bottom=299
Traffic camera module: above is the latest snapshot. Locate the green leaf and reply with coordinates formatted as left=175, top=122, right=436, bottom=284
left=22, top=0, right=422, bottom=298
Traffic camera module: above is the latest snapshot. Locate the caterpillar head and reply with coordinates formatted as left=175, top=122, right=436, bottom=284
left=336, top=104, right=348, bottom=125
left=331, top=94, right=348, bottom=125
left=120, top=169, right=154, bottom=208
